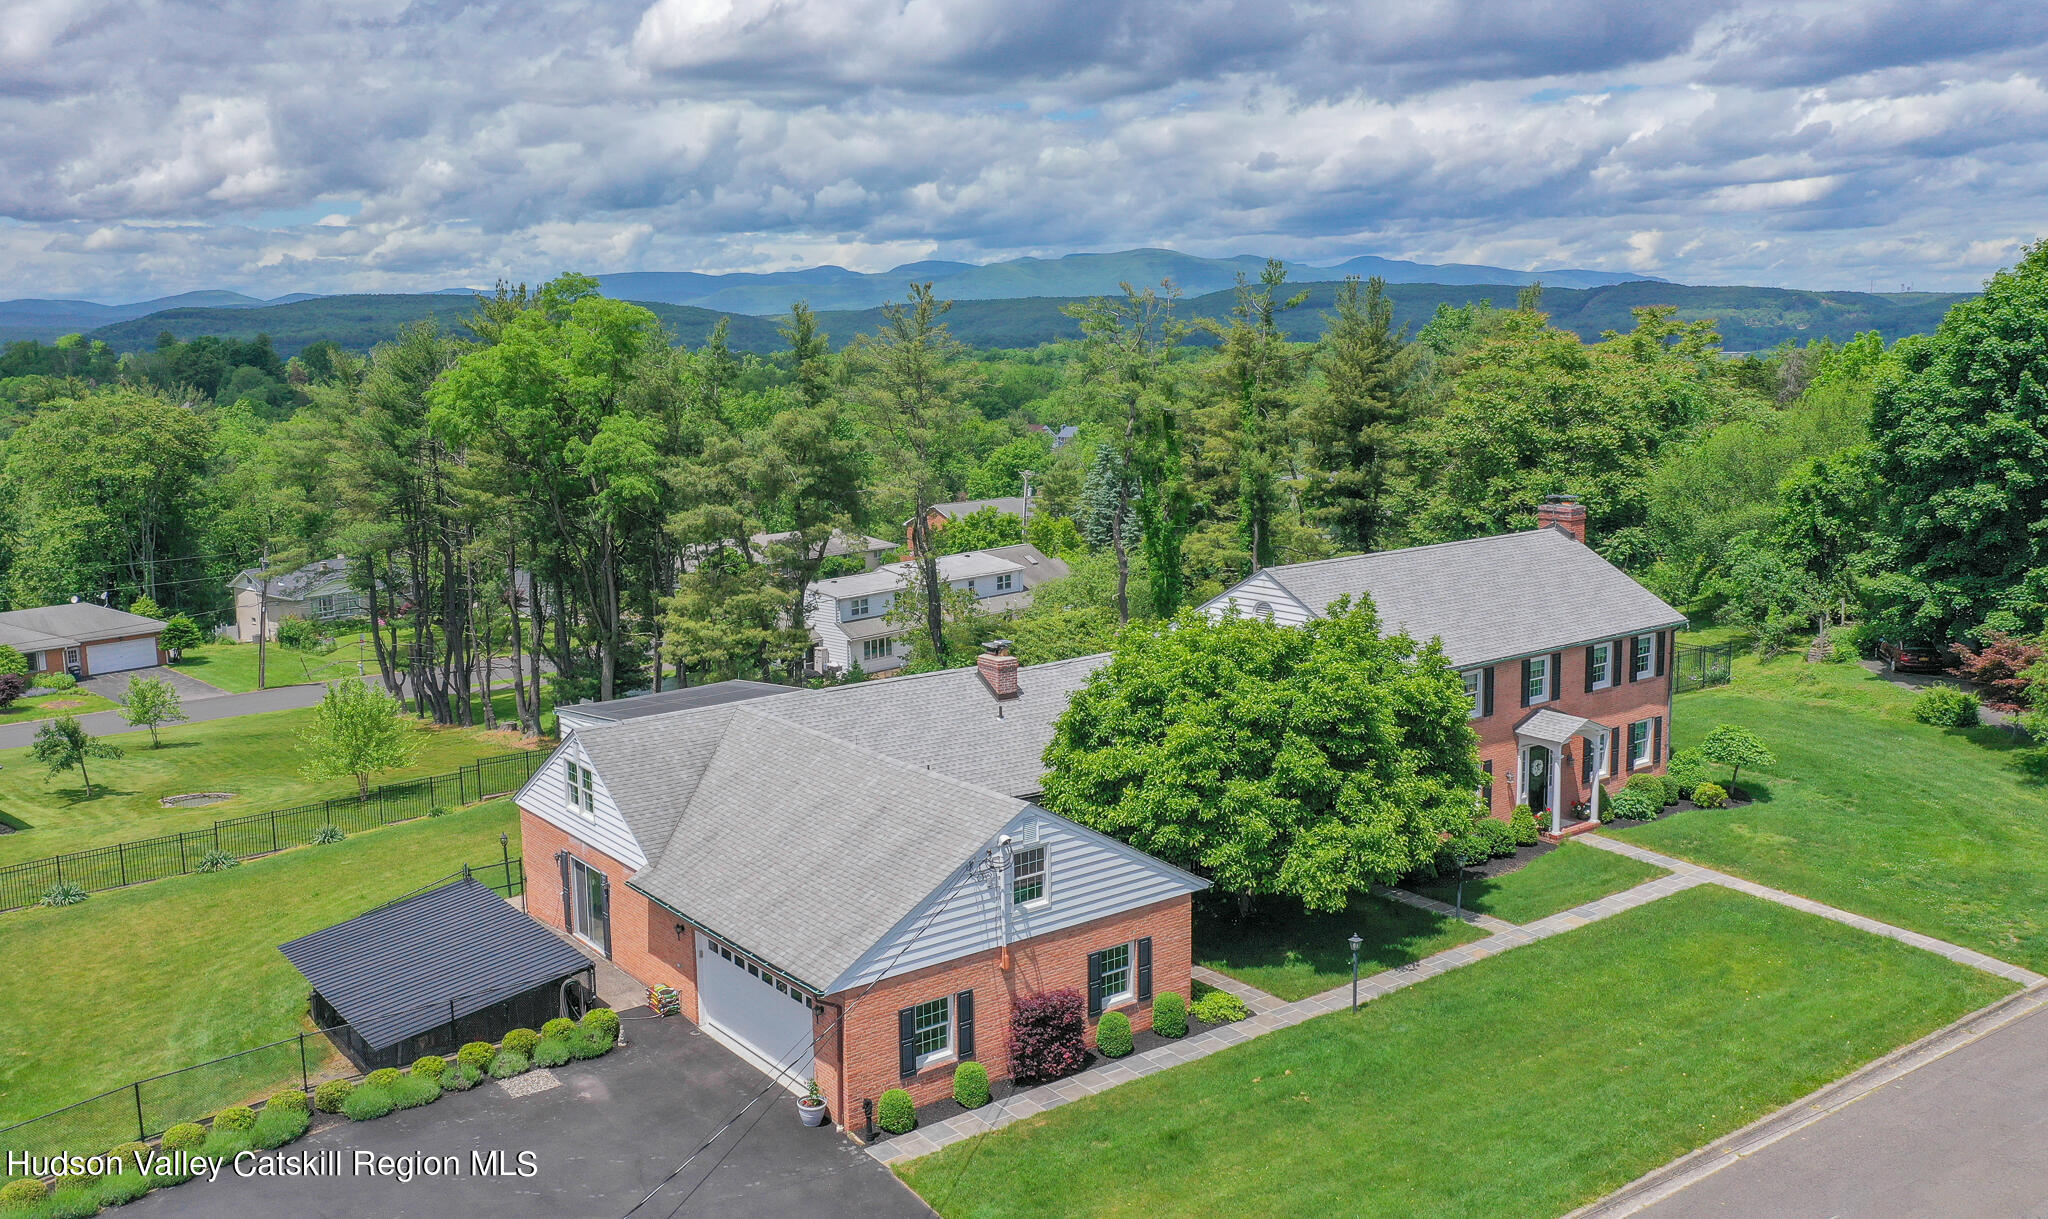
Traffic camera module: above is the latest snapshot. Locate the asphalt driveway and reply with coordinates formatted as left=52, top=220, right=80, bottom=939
left=130, top=1011, right=930, bottom=1219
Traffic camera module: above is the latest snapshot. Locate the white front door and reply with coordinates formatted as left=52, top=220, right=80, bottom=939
left=697, top=938, right=815, bottom=1092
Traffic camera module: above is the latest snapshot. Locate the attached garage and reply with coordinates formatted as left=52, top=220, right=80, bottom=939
left=83, top=635, right=159, bottom=676
left=696, top=935, right=815, bottom=1091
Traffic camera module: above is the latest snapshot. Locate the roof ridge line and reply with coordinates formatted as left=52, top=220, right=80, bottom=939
left=1262, top=529, right=1549, bottom=578
left=735, top=701, right=1035, bottom=810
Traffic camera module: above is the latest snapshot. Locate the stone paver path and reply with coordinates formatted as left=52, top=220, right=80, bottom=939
left=1578, top=834, right=2047, bottom=987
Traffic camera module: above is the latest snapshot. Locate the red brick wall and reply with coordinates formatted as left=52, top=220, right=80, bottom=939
left=517, top=807, right=698, bottom=1014
left=819, top=893, right=1193, bottom=1124
left=1473, top=629, right=1676, bottom=819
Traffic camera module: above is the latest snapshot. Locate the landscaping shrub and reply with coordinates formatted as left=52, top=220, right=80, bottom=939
left=877, top=1089, right=916, bottom=1134
left=39, top=1185, right=103, bottom=1218
left=160, top=1122, right=206, bottom=1152
left=213, top=1104, right=258, bottom=1132
left=1152, top=991, right=1188, bottom=1038
left=275, top=617, right=320, bottom=651
left=194, top=849, right=239, bottom=873
left=0, top=645, right=26, bottom=676
left=1691, top=782, right=1730, bottom=809
left=312, top=1079, right=355, bottom=1113
left=1480, top=815, right=1518, bottom=857
left=251, top=1105, right=311, bottom=1151
left=1665, top=748, right=1710, bottom=800
left=95, top=1170, right=153, bottom=1207
left=341, top=1084, right=396, bottom=1121
left=1623, top=772, right=1668, bottom=805
left=32, top=672, right=76, bottom=690
left=581, top=1008, right=620, bottom=1046
left=366, top=1067, right=403, bottom=1090
left=1190, top=988, right=1251, bottom=1024
left=148, top=1158, right=195, bottom=1187
left=53, top=1169, right=97, bottom=1191
left=501, top=1028, right=541, bottom=1057
left=266, top=1088, right=309, bottom=1114
left=390, top=1074, right=441, bottom=1109
left=1096, top=1010, right=1133, bottom=1058
left=107, top=1144, right=150, bottom=1173
left=533, top=1037, right=573, bottom=1068
left=200, top=1129, right=252, bottom=1162
left=0, top=674, right=27, bottom=711
left=953, top=1061, right=991, bottom=1108
left=1606, top=787, right=1661, bottom=821
left=38, top=881, right=88, bottom=907
left=488, top=1050, right=531, bottom=1079
left=427, top=805, right=453, bottom=817
left=410, top=1055, right=447, bottom=1082
left=310, top=824, right=346, bottom=844
left=1008, top=989, right=1087, bottom=1083
left=1511, top=806, right=1541, bottom=846
left=0, top=1180, right=48, bottom=1208
left=541, top=1017, right=576, bottom=1039
left=567, top=1029, right=611, bottom=1060
left=1913, top=686, right=1981, bottom=728
left=443, top=1063, right=483, bottom=1092
left=456, top=1041, right=496, bottom=1070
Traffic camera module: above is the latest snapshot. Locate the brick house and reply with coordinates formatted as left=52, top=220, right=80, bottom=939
left=1199, top=496, right=1686, bottom=837
left=0, top=603, right=166, bottom=677
left=515, top=650, right=1204, bottom=1128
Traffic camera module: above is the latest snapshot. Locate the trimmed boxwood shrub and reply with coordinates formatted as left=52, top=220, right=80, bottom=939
left=501, top=1028, right=541, bottom=1057
left=160, top=1122, right=206, bottom=1152
left=1665, top=748, right=1710, bottom=800
left=1190, top=988, right=1250, bottom=1024
left=877, top=1088, right=916, bottom=1134
left=251, top=1105, right=311, bottom=1151
left=1481, top=815, right=1518, bottom=857
left=1152, top=991, right=1188, bottom=1038
left=1511, top=806, right=1542, bottom=846
left=342, top=1084, right=396, bottom=1121
left=1913, top=685, right=1981, bottom=727
left=366, top=1067, right=403, bottom=1090
left=213, top=1104, right=258, bottom=1132
left=567, top=1029, right=611, bottom=1060
left=410, top=1055, right=447, bottom=1082
left=312, top=1079, right=354, bottom=1113
left=1691, top=781, right=1730, bottom=809
left=456, top=1042, right=496, bottom=1071
left=266, top=1089, right=309, bottom=1114
left=541, top=1017, right=576, bottom=1039
left=1606, top=787, right=1661, bottom=820
left=1095, top=1010, right=1133, bottom=1058
left=0, top=1179, right=48, bottom=1207
left=443, top=1063, right=484, bottom=1092
left=1623, top=772, right=1668, bottom=805
left=53, top=1169, right=97, bottom=1191
left=1008, top=989, right=1087, bottom=1083
left=488, top=1050, right=530, bottom=1079
left=581, top=1008, right=621, bottom=1046
left=96, top=1170, right=154, bottom=1207
left=107, top=1143, right=150, bottom=1173
left=952, top=1061, right=990, bottom=1108
left=533, top=1037, right=573, bottom=1068
left=390, top=1074, right=441, bottom=1109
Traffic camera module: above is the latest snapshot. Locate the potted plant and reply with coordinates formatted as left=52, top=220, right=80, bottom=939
left=797, top=1079, right=828, bottom=1127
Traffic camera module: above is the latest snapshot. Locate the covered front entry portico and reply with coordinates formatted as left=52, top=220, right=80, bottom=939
left=1514, top=709, right=1613, bottom=836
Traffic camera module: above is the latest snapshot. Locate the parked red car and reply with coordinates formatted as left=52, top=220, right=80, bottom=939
left=1876, top=639, right=1953, bottom=674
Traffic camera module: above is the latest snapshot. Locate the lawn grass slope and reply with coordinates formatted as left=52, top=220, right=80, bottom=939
left=1414, top=841, right=1667, bottom=925
left=1195, top=893, right=1488, bottom=1001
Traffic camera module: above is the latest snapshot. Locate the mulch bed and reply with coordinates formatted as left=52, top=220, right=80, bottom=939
left=868, top=1015, right=1219, bottom=1142
left=1612, top=790, right=1754, bottom=826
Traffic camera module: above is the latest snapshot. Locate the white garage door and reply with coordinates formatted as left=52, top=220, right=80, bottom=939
left=697, top=937, right=815, bottom=1092
left=84, top=637, right=158, bottom=675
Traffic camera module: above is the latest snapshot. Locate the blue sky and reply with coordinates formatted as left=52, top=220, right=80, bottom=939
left=2, top=0, right=2044, bottom=300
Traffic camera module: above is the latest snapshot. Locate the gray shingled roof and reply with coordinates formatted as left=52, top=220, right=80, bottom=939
left=573, top=706, right=750, bottom=859
left=928, top=497, right=1026, bottom=521
left=628, top=710, right=1032, bottom=991
left=230, top=555, right=358, bottom=600
left=561, top=680, right=792, bottom=725
left=1243, top=529, right=1685, bottom=668
left=980, top=544, right=1071, bottom=591
left=0, top=603, right=164, bottom=652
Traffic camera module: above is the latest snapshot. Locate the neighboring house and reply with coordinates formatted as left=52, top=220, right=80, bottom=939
left=751, top=529, right=897, bottom=573
left=905, top=496, right=1030, bottom=551
left=228, top=555, right=375, bottom=642
left=515, top=647, right=1204, bottom=1127
left=803, top=544, right=1069, bottom=675
left=1199, top=496, right=1686, bottom=837
left=0, top=603, right=165, bottom=677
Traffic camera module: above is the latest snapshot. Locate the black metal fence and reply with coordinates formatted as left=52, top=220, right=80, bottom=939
left=0, top=749, right=549, bottom=912
left=1673, top=642, right=1736, bottom=694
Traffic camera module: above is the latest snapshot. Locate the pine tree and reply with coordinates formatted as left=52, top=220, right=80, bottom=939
left=1304, top=276, right=1405, bottom=551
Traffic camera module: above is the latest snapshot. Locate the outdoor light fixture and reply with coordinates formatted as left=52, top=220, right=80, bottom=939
left=1348, top=933, right=1363, bottom=1011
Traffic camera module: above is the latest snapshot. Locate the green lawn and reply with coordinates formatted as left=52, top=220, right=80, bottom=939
left=168, top=638, right=380, bottom=693
left=1412, top=842, right=1669, bottom=924
left=0, top=691, right=122, bottom=724
left=1613, top=654, right=2048, bottom=971
left=0, top=799, right=522, bottom=1136
left=901, top=886, right=2014, bottom=1218
left=0, top=706, right=532, bottom=864
left=1195, top=892, right=1489, bottom=1001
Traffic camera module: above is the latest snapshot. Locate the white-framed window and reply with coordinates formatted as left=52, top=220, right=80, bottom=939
left=843, top=596, right=871, bottom=621
left=1012, top=845, right=1047, bottom=906
left=568, top=761, right=596, bottom=816
left=1589, top=642, right=1611, bottom=689
left=1463, top=670, right=1483, bottom=719
left=63, top=646, right=79, bottom=670
left=911, top=996, right=952, bottom=1068
left=862, top=636, right=895, bottom=662
left=315, top=595, right=334, bottom=615
left=1632, top=633, right=1655, bottom=681
left=1629, top=719, right=1653, bottom=768
left=1526, top=655, right=1551, bottom=704
left=994, top=572, right=1015, bottom=592
left=1097, top=942, right=1133, bottom=1007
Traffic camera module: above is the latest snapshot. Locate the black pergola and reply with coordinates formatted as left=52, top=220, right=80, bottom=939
left=281, top=877, right=596, bottom=1071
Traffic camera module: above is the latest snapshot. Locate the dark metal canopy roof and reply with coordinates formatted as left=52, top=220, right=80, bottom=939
left=279, top=878, right=592, bottom=1050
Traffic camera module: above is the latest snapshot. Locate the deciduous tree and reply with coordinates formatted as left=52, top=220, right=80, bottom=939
left=31, top=715, right=123, bottom=798
left=121, top=675, right=187, bottom=747
left=297, top=680, right=422, bottom=799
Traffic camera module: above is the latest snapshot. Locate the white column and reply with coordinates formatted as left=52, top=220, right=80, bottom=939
left=1587, top=732, right=1605, bottom=825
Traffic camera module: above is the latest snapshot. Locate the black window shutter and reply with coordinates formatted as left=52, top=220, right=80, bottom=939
left=1086, top=950, right=1105, bottom=1018
left=955, top=991, right=976, bottom=1059
left=597, top=873, right=613, bottom=959
left=1482, top=667, right=1495, bottom=717
left=1520, top=658, right=1534, bottom=707
left=1610, top=727, right=1623, bottom=773
left=1137, top=938, right=1153, bottom=1001
left=1550, top=652, right=1563, bottom=700
left=1652, top=716, right=1663, bottom=765
left=1628, top=635, right=1641, bottom=682
left=1655, top=631, right=1668, bottom=678
left=898, top=1007, right=917, bottom=1078
left=555, top=851, right=572, bottom=933
left=1482, top=760, right=1494, bottom=809
left=1584, top=646, right=1596, bottom=693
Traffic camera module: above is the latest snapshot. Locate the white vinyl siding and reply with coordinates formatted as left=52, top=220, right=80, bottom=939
left=1200, top=570, right=1316, bottom=627
left=514, top=738, right=646, bottom=869
left=1012, top=845, right=1047, bottom=906
left=862, top=636, right=896, bottom=662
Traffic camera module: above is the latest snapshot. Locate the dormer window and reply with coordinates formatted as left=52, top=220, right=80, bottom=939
left=994, top=572, right=1014, bottom=593
left=568, top=761, right=596, bottom=816
left=843, top=596, right=870, bottom=621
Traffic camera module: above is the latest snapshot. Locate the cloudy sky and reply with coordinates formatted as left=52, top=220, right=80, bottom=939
left=3, top=0, right=2044, bottom=301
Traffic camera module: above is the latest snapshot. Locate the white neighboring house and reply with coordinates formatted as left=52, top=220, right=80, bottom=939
left=228, top=555, right=376, bottom=642
left=803, top=544, right=1068, bottom=675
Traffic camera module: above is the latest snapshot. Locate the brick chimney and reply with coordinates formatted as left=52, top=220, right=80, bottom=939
left=1536, top=493, right=1587, bottom=544
left=977, top=640, right=1020, bottom=701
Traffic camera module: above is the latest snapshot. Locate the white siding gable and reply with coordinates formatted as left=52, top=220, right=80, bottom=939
left=824, top=806, right=1204, bottom=993
left=514, top=734, right=646, bottom=869
left=1199, top=570, right=1316, bottom=627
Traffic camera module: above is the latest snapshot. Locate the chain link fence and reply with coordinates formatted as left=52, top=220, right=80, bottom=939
left=1673, top=642, right=1736, bottom=694
left=0, top=749, right=548, bottom=911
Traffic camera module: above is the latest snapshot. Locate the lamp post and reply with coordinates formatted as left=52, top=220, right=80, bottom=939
left=1348, top=933, right=1363, bottom=1011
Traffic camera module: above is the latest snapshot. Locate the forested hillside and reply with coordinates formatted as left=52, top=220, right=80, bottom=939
left=2, top=249, right=2042, bottom=736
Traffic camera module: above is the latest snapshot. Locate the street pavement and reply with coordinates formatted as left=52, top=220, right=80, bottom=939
left=0, top=677, right=332, bottom=750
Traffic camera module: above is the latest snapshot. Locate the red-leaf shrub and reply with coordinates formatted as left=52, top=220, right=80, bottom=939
left=1950, top=633, right=2043, bottom=715
left=1008, top=989, right=1087, bottom=1083
left=0, top=673, right=25, bottom=710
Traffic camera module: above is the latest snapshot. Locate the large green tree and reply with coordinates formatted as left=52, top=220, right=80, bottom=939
left=297, top=679, right=423, bottom=799
left=1041, top=601, right=1481, bottom=912
left=1302, top=276, right=1405, bottom=551
left=1206, top=261, right=1305, bottom=572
